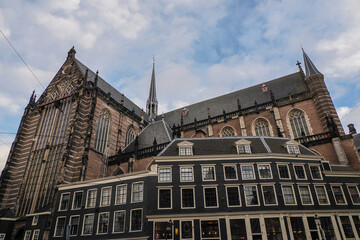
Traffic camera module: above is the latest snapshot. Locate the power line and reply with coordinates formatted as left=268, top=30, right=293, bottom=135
left=0, top=30, right=45, bottom=90
left=0, top=138, right=11, bottom=147
left=340, top=102, right=360, bottom=120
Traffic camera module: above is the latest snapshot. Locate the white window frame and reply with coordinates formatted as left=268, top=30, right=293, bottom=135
left=258, top=163, right=273, bottom=179
left=180, top=220, right=194, bottom=239
left=347, top=185, right=360, bottom=205
left=72, top=191, right=83, bottom=210
left=200, top=219, right=221, bottom=239
left=115, top=184, right=127, bottom=205
left=158, top=187, right=173, bottom=209
left=58, top=192, right=70, bottom=211
left=69, top=215, right=80, bottom=236
left=32, top=215, right=39, bottom=226
left=240, top=164, right=255, bottom=180
left=331, top=185, right=347, bottom=205
left=277, top=164, right=291, bottom=179
left=309, top=165, right=323, bottom=180
left=181, top=187, right=196, bottom=209
left=54, top=216, right=66, bottom=237
left=130, top=208, right=143, bottom=232
left=24, top=230, right=31, bottom=240
left=131, top=181, right=144, bottom=203
left=97, top=212, right=110, bottom=235
left=82, top=214, right=94, bottom=235
left=180, top=166, right=194, bottom=182
left=100, top=186, right=112, bottom=207
left=201, top=165, right=216, bottom=181
left=314, top=185, right=330, bottom=205
left=281, top=184, right=297, bottom=205
left=177, top=141, right=194, bottom=156
left=113, top=210, right=126, bottom=233
left=225, top=185, right=241, bottom=207
left=158, top=167, right=172, bottom=182
left=293, top=165, right=307, bottom=180
left=261, top=184, right=278, bottom=206
left=85, top=189, right=97, bottom=208
left=287, top=144, right=300, bottom=154
left=203, top=186, right=219, bottom=208
left=298, top=185, right=314, bottom=205
left=235, top=139, right=252, bottom=154
left=32, top=230, right=40, bottom=240
left=243, top=184, right=260, bottom=207
left=223, top=164, right=238, bottom=180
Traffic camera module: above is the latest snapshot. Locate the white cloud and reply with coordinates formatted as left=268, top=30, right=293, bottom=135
left=49, top=0, right=80, bottom=13
left=0, top=93, right=21, bottom=113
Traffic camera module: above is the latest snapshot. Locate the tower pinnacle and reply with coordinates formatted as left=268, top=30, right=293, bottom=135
left=302, top=48, right=322, bottom=79
left=146, top=56, right=158, bottom=122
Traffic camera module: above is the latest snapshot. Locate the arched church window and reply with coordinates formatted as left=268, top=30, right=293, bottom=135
left=221, top=126, right=236, bottom=137
left=254, top=118, right=271, bottom=136
left=94, top=110, right=111, bottom=153
left=289, top=109, right=310, bottom=138
left=125, top=126, right=136, bottom=146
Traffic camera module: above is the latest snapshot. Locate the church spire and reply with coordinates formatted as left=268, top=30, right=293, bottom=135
left=302, top=48, right=322, bottom=79
left=146, top=56, right=158, bottom=122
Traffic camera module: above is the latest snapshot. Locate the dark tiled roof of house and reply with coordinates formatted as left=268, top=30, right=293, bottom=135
left=158, top=136, right=317, bottom=156
left=75, top=59, right=149, bottom=122
left=159, top=72, right=308, bottom=127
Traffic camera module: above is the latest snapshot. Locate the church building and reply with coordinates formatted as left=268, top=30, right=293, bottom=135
left=0, top=47, right=359, bottom=239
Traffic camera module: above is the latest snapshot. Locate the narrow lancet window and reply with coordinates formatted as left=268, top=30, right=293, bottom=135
left=94, top=109, right=111, bottom=153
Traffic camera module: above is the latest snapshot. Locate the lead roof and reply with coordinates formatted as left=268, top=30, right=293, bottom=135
left=158, top=72, right=308, bottom=127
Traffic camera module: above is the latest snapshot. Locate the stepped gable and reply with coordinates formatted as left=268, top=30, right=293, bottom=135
left=75, top=59, right=149, bottom=122
left=160, top=71, right=307, bottom=127
left=123, top=119, right=173, bottom=153
left=159, top=136, right=318, bottom=156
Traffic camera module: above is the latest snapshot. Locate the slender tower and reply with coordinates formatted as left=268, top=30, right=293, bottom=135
left=146, top=56, right=158, bottom=122
left=302, top=48, right=344, bottom=135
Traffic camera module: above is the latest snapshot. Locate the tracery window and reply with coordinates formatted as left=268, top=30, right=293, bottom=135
left=221, top=126, right=235, bottom=137
left=125, top=125, right=136, bottom=146
left=289, top=109, right=310, bottom=138
left=94, top=110, right=111, bottom=153
left=254, top=119, right=271, bottom=136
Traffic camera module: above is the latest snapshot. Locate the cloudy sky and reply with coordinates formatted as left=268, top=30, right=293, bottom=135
left=1, top=0, right=360, bottom=172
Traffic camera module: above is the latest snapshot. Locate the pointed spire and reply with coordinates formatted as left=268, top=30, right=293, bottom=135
left=146, top=55, right=158, bottom=122
left=302, top=48, right=322, bottom=79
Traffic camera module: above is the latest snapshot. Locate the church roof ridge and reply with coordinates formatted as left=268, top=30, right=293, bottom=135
left=74, top=58, right=149, bottom=122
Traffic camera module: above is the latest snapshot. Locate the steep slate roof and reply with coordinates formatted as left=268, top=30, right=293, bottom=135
left=158, top=136, right=317, bottom=156
left=123, top=119, right=173, bottom=153
left=75, top=59, right=149, bottom=122
left=159, top=72, right=308, bottom=127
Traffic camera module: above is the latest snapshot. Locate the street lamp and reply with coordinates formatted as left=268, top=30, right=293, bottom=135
left=314, top=215, right=326, bottom=240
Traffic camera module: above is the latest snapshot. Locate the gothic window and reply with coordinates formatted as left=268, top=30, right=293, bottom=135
left=221, top=126, right=236, bottom=137
left=125, top=126, right=136, bottom=146
left=254, top=118, right=271, bottom=136
left=94, top=110, right=111, bottom=153
left=289, top=109, right=310, bottom=138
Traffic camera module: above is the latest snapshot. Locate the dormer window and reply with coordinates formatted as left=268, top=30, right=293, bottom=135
left=177, top=141, right=194, bottom=156
left=284, top=140, right=301, bottom=155
left=235, top=139, right=252, bottom=154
